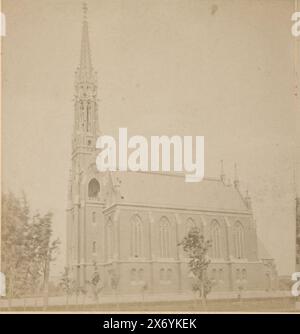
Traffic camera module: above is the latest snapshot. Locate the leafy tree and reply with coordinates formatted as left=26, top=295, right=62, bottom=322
left=86, top=262, right=103, bottom=304
left=80, top=285, right=88, bottom=310
left=34, top=212, right=60, bottom=309
left=2, top=192, right=31, bottom=300
left=1, top=191, right=60, bottom=308
left=59, top=267, right=75, bottom=308
left=179, top=226, right=212, bottom=306
left=109, top=268, right=120, bottom=310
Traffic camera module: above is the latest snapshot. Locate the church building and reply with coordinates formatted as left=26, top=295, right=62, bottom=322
left=66, top=7, right=278, bottom=296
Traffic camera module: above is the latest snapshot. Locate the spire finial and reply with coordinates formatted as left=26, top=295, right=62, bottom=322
left=245, top=187, right=252, bottom=210
left=234, top=162, right=239, bottom=188
left=220, top=160, right=225, bottom=183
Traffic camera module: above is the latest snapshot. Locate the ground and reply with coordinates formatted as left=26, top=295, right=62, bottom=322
left=0, top=297, right=299, bottom=313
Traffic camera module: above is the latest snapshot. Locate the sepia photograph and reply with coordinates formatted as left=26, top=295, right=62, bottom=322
left=0, top=0, right=300, bottom=314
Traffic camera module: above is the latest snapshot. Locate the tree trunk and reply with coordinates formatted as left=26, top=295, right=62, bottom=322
left=193, top=291, right=197, bottom=309
left=201, top=282, right=206, bottom=307
left=115, top=289, right=119, bottom=311
left=66, top=294, right=69, bottom=311
left=82, top=294, right=86, bottom=311
left=43, top=255, right=50, bottom=311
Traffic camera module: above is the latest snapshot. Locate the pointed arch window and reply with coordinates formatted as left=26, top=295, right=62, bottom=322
left=211, top=220, right=222, bottom=258
left=234, top=222, right=245, bottom=259
left=160, top=217, right=170, bottom=258
left=88, top=178, right=100, bottom=199
left=86, top=101, right=92, bottom=132
left=131, top=215, right=143, bottom=258
left=80, top=101, right=85, bottom=129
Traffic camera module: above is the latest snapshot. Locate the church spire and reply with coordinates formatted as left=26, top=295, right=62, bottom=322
left=79, top=3, right=93, bottom=80
left=72, top=3, right=99, bottom=157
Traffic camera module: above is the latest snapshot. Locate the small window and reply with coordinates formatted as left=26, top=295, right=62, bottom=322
left=92, top=241, right=96, bottom=254
left=166, top=269, right=172, bottom=282
left=242, top=269, right=247, bottom=280
left=219, top=269, right=224, bottom=281
left=92, top=211, right=96, bottom=223
left=159, top=268, right=165, bottom=281
left=138, top=268, right=144, bottom=282
left=88, top=140, right=92, bottom=146
left=131, top=268, right=137, bottom=282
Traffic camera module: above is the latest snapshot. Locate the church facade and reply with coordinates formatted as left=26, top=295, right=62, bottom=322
left=66, top=9, right=278, bottom=296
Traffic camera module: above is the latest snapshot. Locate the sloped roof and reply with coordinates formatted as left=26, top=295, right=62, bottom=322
left=257, top=237, right=273, bottom=259
left=109, top=171, right=249, bottom=213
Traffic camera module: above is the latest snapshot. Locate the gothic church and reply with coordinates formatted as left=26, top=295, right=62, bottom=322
left=66, top=7, right=278, bottom=296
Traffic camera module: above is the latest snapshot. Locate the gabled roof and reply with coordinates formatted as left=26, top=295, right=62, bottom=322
left=108, top=171, right=250, bottom=213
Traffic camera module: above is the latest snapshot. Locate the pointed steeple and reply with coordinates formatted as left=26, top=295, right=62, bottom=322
left=79, top=3, right=93, bottom=79
left=72, top=3, right=99, bottom=160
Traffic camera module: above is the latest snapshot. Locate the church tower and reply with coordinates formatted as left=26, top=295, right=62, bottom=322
left=67, top=4, right=103, bottom=287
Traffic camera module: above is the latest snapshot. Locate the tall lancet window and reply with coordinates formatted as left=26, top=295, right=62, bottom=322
left=80, top=101, right=85, bottom=130
left=211, top=220, right=222, bottom=258
left=160, top=217, right=170, bottom=258
left=131, top=215, right=143, bottom=258
left=86, top=101, right=92, bottom=132
left=234, top=222, right=245, bottom=259
left=106, top=219, right=114, bottom=260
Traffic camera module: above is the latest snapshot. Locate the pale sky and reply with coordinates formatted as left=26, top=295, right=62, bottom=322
left=2, top=0, right=298, bottom=276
